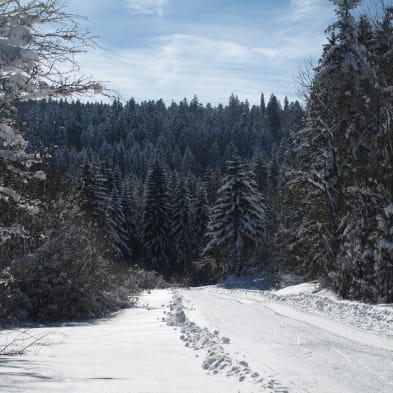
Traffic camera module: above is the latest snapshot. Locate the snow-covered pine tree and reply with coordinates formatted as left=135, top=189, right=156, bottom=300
left=375, top=204, right=393, bottom=303
left=205, top=167, right=221, bottom=205
left=282, top=0, right=369, bottom=282
left=142, top=159, right=171, bottom=271
left=204, top=156, right=266, bottom=275
left=280, top=0, right=393, bottom=301
left=82, top=163, right=110, bottom=223
left=266, top=94, right=282, bottom=145
left=121, top=178, right=141, bottom=262
left=363, top=5, right=393, bottom=302
left=106, top=186, right=130, bottom=261
left=190, top=185, right=210, bottom=257
left=253, top=152, right=270, bottom=194
left=170, top=178, right=192, bottom=271
left=319, top=0, right=382, bottom=300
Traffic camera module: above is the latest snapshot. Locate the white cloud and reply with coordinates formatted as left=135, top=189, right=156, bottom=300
left=287, top=0, right=332, bottom=22
left=126, top=0, right=168, bottom=16
left=65, top=0, right=338, bottom=105
left=77, top=34, right=300, bottom=105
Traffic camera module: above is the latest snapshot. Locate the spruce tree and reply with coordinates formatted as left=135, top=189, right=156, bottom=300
left=280, top=0, right=393, bottom=302
left=121, top=179, right=141, bottom=262
left=104, top=187, right=129, bottom=259
left=204, top=156, right=266, bottom=275
left=171, top=179, right=192, bottom=271
left=266, top=94, right=282, bottom=145
left=142, top=160, right=171, bottom=271
left=191, top=186, right=211, bottom=257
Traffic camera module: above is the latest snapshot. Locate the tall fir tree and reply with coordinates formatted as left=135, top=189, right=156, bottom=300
left=191, top=185, right=211, bottom=258
left=171, top=179, right=192, bottom=271
left=204, top=156, right=266, bottom=275
left=142, top=160, right=171, bottom=271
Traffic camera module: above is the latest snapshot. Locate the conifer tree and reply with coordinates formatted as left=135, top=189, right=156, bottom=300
left=266, top=94, right=282, bottom=145
left=204, top=156, right=266, bottom=275
left=191, top=186, right=211, bottom=256
left=253, top=152, right=270, bottom=194
left=171, top=179, right=192, bottom=271
left=106, top=187, right=130, bottom=260
left=280, top=0, right=393, bottom=302
left=121, top=179, right=141, bottom=261
left=141, top=160, right=171, bottom=271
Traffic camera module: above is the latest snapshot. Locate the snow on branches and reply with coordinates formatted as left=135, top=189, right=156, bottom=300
left=0, top=0, right=103, bottom=244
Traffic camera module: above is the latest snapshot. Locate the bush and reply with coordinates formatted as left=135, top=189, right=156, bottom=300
left=127, top=266, right=167, bottom=291
left=0, top=199, right=133, bottom=325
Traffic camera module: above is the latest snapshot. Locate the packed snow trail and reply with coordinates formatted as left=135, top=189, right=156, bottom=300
left=0, top=290, right=258, bottom=393
left=179, top=286, right=393, bottom=393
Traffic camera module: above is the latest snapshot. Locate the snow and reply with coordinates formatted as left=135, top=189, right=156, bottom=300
left=384, top=203, right=393, bottom=216
left=0, top=290, right=258, bottom=393
left=274, top=281, right=320, bottom=296
left=0, top=282, right=392, bottom=393
left=0, top=186, right=21, bottom=203
left=0, top=124, right=26, bottom=148
left=180, top=283, right=393, bottom=393
left=0, top=224, right=25, bottom=243
left=33, top=171, right=46, bottom=181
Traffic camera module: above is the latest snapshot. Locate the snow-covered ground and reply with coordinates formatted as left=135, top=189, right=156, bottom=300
left=0, top=280, right=392, bottom=393
left=179, top=281, right=393, bottom=393
left=0, top=290, right=257, bottom=393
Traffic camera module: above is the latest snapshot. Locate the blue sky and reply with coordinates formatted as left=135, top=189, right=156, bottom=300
left=67, top=0, right=338, bottom=105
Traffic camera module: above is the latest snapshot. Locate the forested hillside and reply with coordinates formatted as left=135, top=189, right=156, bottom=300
left=17, top=94, right=304, bottom=281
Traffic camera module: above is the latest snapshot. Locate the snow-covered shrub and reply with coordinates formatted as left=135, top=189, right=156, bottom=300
left=127, top=266, right=166, bottom=290
left=0, top=198, right=131, bottom=325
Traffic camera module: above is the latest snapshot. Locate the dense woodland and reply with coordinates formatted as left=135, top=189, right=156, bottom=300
left=16, top=93, right=303, bottom=280
left=1, top=0, right=393, bottom=326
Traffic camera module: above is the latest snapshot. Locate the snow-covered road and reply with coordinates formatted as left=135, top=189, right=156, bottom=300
left=0, top=283, right=392, bottom=393
left=180, top=286, right=393, bottom=393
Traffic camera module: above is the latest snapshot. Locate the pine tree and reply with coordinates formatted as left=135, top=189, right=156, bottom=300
left=191, top=186, right=211, bottom=256
left=105, top=186, right=130, bottom=260
left=279, top=0, right=393, bottom=302
left=253, top=152, right=270, bottom=195
left=204, top=156, right=266, bottom=275
left=141, top=160, right=171, bottom=271
left=121, top=179, right=141, bottom=262
left=375, top=204, right=393, bottom=302
left=266, top=94, right=282, bottom=145
left=205, top=167, right=221, bottom=205
left=171, top=179, right=192, bottom=271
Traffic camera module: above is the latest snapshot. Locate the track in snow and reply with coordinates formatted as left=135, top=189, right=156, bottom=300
left=0, top=290, right=258, bottom=393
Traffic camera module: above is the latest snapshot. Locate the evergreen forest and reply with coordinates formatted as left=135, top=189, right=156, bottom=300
left=1, top=0, right=393, bottom=326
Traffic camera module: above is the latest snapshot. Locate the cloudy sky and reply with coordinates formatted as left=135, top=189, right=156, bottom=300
left=67, top=0, right=339, bottom=105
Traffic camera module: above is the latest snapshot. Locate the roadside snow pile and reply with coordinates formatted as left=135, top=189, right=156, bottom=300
left=163, top=292, right=289, bottom=393
left=269, top=284, right=393, bottom=338
left=212, top=280, right=393, bottom=338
